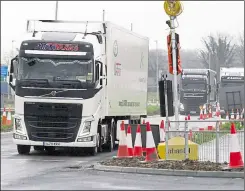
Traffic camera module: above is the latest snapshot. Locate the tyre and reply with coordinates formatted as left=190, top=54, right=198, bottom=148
left=17, top=145, right=31, bottom=155
left=34, top=146, right=44, bottom=151
left=88, top=146, right=98, bottom=156
left=45, top=146, right=56, bottom=155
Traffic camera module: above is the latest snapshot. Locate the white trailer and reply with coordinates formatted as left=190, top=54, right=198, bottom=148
left=8, top=20, right=149, bottom=155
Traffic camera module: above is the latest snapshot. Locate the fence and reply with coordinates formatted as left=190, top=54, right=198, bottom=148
left=164, top=119, right=244, bottom=163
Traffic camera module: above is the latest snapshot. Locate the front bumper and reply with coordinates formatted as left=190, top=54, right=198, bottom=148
left=13, top=133, right=97, bottom=147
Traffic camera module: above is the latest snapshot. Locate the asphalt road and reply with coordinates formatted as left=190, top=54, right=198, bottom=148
left=1, top=131, right=244, bottom=190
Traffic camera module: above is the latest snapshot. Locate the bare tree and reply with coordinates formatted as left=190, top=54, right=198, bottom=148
left=237, top=31, right=244, bottom=65
left=198, top=33, right=236, bottom=80
left=1, top=51, right=12, bottom=65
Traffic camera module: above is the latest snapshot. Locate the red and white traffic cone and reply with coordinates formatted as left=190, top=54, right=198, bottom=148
left=6, top=108, right=12, bottom=126
left=229, top=123, right=244, bottom=168
left=116, top=121, right=128, bottom=158
left=225, top=111, right=229, bottom=120
left=187, top=114, right=191, bottom=120
left=230, top=109, right=235, bottom=120
left=159, top=120, right=165, bottom=142
left=236, top=109, right=240, bottom=120
left=133, top=124, right=143, bottom=157
left=145, top=122, right=158, bottom=162
left=142, top=119, right=146, bottom=124
left=2, top=107, right=7, bottom=125
left=203, top=105, right=207, bottom=119
left=199, top=107, right=203, bottom=120
left=216, top=102, right=220, bottom=117
left=126, top=124, right=133, bottom=157
left=240, top=108, right=244, bottom=119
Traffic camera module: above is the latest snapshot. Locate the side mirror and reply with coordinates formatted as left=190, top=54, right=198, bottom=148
left=96, top=34, right=103, bottom=44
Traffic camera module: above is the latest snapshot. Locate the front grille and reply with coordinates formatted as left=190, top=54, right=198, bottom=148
left=24, top=102, right=82, bottom=142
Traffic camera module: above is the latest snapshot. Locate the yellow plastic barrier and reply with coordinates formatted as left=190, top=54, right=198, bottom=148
left=157, top=136, right=198, bottom=160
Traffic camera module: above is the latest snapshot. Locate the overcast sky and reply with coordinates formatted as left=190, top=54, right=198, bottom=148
left=1, top=1, right=244, bottom=55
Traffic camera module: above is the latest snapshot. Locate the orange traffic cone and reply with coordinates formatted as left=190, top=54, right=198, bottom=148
left=126, top=124, right=133, bottom=157
left=230, top=109, right=235, bottom=120
left=116, top=121, right=128, bottom=158
left=159, top=120, right=165, bottom=142
left=145, top=122, right=158, bottom=162
left=133, top=124, right=143, bottom=157
left=229, top=123, right=244, bottom=168
left=2, top=107, right=7, bottom=125
left=6, top=108, right=12, bottom=126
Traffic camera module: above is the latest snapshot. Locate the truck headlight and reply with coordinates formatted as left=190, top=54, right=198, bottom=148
left=83, top=121, right=92, bottom=134
left=15, top=118, right=23, bottom=132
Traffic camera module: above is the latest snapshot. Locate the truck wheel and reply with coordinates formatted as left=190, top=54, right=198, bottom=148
left=17, top=145, right=31, bottom=155
left=89, top=146, right=98, bottom=156
left=34, top=146, right=44, bottom=152
left=45, top=146, right=55, bottom=155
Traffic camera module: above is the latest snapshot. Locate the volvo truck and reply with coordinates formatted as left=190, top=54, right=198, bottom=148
left=7, top=20, right=149, bottom=155
left=179, top=69, right=217, bottom=115
left=219, top=67, right=244, bottom=118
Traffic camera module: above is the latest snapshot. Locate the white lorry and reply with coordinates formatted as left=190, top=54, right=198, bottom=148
left=7, top=20, right=149, bottom=155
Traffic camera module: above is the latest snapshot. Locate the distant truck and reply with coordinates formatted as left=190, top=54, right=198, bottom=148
left=179, top=69, right=217, bottom=115
left=7, top=20, right=149, bottom=155
left=219, top=67, right=244, bottom=118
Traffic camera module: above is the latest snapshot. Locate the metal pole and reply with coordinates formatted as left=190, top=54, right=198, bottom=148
left=170, top=16, right=179, bottom=131
left=215, top=121, right=220, bottom=163
left=164, top=75, right=169, bottom=160
left=130, top=23, right=133, bottom=31
left=102, top=10, right=105, bottom=22
left=208, top=53, right=211, bottom=106
left=184, top=119, right=189, bottom=160
left=55, top=1, right=59, bottom=20
left=156, top=40, right=159, bottom=102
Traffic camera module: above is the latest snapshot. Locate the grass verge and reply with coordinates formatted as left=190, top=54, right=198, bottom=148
left=192, top=122, right=244, bottom=145
left=147, top=105, right=160, bottom=116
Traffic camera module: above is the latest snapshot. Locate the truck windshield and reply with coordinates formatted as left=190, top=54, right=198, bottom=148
left=17, top=57, right=94, bottom=83
left=182, top=83, right=206, bottom=90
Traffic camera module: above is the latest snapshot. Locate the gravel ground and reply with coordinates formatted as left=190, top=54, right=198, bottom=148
left=100, top=157, right=244, bottom=172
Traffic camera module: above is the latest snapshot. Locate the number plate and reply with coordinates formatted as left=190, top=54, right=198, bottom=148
left=190, top=111, right=196, bottom=114
left=43, top=142, right=61, bottom=146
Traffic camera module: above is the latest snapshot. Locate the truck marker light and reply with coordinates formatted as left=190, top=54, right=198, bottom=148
left=25, top=50, right=87, bottom=56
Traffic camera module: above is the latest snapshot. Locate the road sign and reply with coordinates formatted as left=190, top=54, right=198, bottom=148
left=1, top=66, right=8, bottom=77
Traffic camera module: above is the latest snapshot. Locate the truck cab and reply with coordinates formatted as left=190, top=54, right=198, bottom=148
left=8, top=20, right=149, bottom=155
left=179, top=69, right=217, bottom=115
left=219, top=67, right=244, bottom=118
